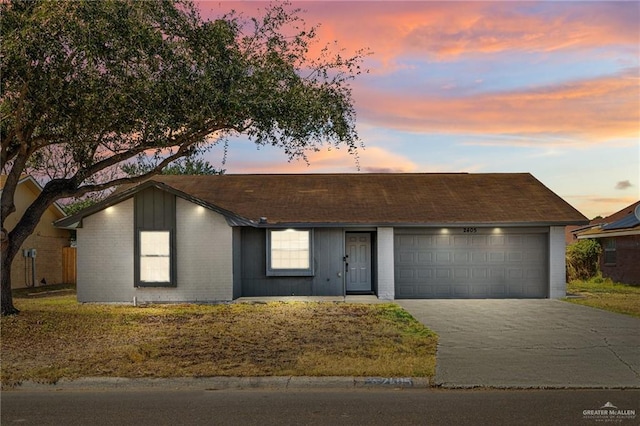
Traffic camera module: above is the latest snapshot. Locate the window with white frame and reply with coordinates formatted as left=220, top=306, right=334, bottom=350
left=139, top=231, right=172, bottom=283
left=267, top=229, right=313, bottom=276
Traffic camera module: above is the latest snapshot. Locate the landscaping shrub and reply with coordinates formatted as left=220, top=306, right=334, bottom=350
left=566, top=239, right=601, bottom=281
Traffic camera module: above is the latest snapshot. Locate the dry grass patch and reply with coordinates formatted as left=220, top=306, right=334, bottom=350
left=565, top=277, right=640, bottom=318
left=1, top=295, right=437, bottom=386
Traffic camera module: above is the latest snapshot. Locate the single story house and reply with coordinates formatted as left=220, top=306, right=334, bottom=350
left=574, top=201, right=640, bottom=285
left=1, top=175, right=73, bottom=288
left=55, top=173, right=588, bottom=303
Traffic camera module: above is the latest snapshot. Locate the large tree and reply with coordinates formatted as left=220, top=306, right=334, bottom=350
left=0, top=0, right=367, bottom=315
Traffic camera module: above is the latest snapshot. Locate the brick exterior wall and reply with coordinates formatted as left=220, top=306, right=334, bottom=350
left=77, top=199, right=135, bottom=302
left=5, top=179, right=72, bottom=289
left=600, top=235, right=640, bottom=285
left=10, top=233, right=69, bottom=288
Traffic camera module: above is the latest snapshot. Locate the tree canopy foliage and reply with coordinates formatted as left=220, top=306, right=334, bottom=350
left=566, top=239, right=602, bottom=282
left=0, top=0, right=368, bottom=315
left=122, top=157, right=224, bottom=177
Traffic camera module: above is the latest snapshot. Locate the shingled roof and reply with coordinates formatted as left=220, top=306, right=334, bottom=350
left=58, top=173, right=588, bottom=228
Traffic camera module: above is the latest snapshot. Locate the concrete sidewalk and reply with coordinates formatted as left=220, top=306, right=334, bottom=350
left=10, top=376, right=430, bottom=392
left=397, top=299, right=640, bottom=388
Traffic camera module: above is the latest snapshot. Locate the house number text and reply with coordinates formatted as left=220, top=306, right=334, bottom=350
left=463, top=227, right=477, bottom=233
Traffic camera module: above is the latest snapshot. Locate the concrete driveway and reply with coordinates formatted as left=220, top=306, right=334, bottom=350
left=396, top=300, right=640, bottom=388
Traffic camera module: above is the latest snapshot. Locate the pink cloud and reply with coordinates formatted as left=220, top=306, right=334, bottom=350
left=567, top=195, right=640, bottom=219
left=192, top=1, right=640, bottom=101
left=197, top=2, right=638, bottom=66
left=356, top=69, right=640, bottom=142
left=225, top=145, right=419, bottom=174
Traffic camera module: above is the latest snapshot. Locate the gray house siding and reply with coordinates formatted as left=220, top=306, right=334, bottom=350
left=240, top=227, right=345, bottom=297
left=232, top=227, right=242, bottom=299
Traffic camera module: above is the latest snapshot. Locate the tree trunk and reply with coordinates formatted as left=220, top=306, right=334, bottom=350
left=1, top=228, right=19, bottom=316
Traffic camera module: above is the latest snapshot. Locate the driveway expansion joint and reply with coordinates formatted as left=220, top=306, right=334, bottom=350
left=603, top=336, right=640, bottom=378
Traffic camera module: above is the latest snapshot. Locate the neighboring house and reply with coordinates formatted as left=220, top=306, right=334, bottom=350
left=574, top=201, right=640, bottom=285
left=1, top=175, right=72, bottom=289
left=55, top=173, right=588, bottom=303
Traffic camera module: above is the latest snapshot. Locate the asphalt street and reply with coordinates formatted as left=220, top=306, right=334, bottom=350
left=2, top=388, right=639, bottom=426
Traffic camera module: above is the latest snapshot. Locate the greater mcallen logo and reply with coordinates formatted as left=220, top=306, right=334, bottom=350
left=583, top=402, right=636, bottom=422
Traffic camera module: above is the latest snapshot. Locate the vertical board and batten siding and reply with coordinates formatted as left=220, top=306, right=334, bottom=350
left=394, top=227, right=549, bottom=299
left=232, top=227, right=243, bottom=299
left=240, top=227, right=344, bottom=296
left=134, top=187, right=177, bottom=286
left=76, top=194, right=233, bottom=302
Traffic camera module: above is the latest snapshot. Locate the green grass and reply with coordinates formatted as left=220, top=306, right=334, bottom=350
left=565, top=276, right=640, bottom=318
left=1, top=294, right=437, bottom=387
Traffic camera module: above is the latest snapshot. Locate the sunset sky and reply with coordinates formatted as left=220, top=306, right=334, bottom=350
left=197, top=1, right=639, bottom=220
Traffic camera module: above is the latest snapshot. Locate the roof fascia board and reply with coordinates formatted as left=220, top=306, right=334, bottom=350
left=577, top=229, right=640, bottom=239
left=251, top=221, right=587, bottom=229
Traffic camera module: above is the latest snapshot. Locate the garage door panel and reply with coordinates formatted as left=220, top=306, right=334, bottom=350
left=453, top=236, right=470, bottom=246
left=508, top=252, right=523, bottom=261
left=472, top=268, right=488, bottom=279
left=436, top=252, right=452, bottom=263
left=436, top=235, right=451, bottom=246
left=472, top=252, right=487, bottom=263
left=395, top=229, right=548, bottom=299
left=398, top=252, right=415, bottom=264
left=508, top=268, right=524, bottom=279
left=472, top=235, right=488, bottom=246
left=471, top=284, right=490, bottom=297
left=489, top=235, right=506, bottom=246
left=436, top=269, right=451, bottom=279
left=489, top=252, right=505, bottom=262
left=435, top=285, right=451, bottom=297
left=454, top=285, right=470, bottom=297
left=454, top=268, right=469, bottom=279
left=398, top=268, right=415, bottom=280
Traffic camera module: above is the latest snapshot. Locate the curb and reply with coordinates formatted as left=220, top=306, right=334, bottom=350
left=8, top=376, right=432, bottom=391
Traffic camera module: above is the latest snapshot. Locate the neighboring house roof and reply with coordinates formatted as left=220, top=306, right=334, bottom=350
left=56, top=173, right=588, bottom=228
left=0, top=175, right=67, bottom=220
left=576, top=200, right=640, bottom=239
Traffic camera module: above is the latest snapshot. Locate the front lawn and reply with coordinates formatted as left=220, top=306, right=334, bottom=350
left=565, top=277, right=640, bottom=318
left=1, top=294, right=437, bottom=386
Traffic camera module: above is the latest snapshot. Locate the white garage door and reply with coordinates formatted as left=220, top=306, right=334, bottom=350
left=394, top=228, right=548, bottom=298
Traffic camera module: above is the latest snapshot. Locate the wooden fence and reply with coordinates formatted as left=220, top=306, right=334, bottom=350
left=62, top=247, right=77, bottom=284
